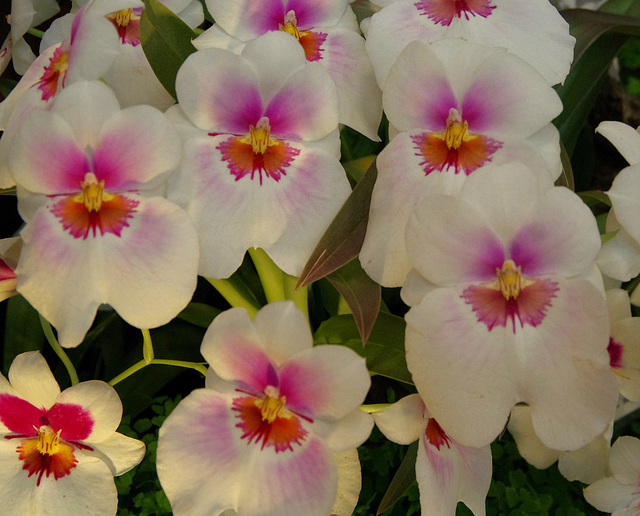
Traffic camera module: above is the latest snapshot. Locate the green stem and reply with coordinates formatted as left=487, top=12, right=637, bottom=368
left=109, top=358, right=208, bottom=386
left=26, top=27, right=44, bottom=38
left=249, top=248, right=285, bottom=303
left=39, top=315, right=79, bottom=386
left=142, top=328, right=154, bottom=363
left=207, top=276, right=260, bottom=317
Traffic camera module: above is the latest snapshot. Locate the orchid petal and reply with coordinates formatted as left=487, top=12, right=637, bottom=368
left=279, top=345, right=370, bottom=420
left=373, top=394, right=426, bottom=445
left=157, top=389, right=243, bottom=516
left=7, top=351, right=60, bottom=409
left=87, top=432, right=146, bottom=476
left=597, top=121, right=640, bottom=165
left=55, top=381, right=122, bottom=443
left=176, top=48, right=263, bottom=133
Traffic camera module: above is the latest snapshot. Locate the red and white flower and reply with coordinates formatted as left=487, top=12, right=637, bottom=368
left=0, top=351, right=144, bottom=515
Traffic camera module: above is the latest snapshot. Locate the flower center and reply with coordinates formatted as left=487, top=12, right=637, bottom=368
left=277, top=10, right=327, bottom=61
left=37, top=45, right=69, bottom=101
left=412, top=108, right=502, bottom=176
left=15, top=417, right=78, bottom=486
left=461, top=259, right=559, bottom=332
left=495, top=260, right=533, bottom=300
left=425, top=418, right=451, bottom=451
left=50, top=172, right=139, bottom=239
left=246, top=117, right=271, bottom=155
left=35, top=424, right=62, bottom=455
left=256, top=385, right=291, bottom=424
left=279, top=10, right=301, bottom=40
left=415, top=0, right=496, bottom=27
left=78, top=172, right=111, bottom=212
left=232, top=385, right=309, bottom=452
left=107, top=8, right=141, bottom=46
left=109, top=8, right=134, bottom=27
left=217, top=116, right=300, bottom=184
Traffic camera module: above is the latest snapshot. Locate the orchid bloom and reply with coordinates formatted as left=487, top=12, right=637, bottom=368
left=584, top=436, right=640, bottom=515
left=0, top=351, right=145, bottom=515
left=364, top=0, right=575, bottom=87
left=156, top=301, right=373, bottom=516
left=99, top=0, right=203, bottom=109
left=606, top=288, right=640, bottom=401
left=0, top=237, right=21, bottom=303
left=0, top=0, right=141, bottom=189
left=373, top=393, right=491, bottom=515
left=402, top=163, right=618, bottom=451
left=595, top=121, right=640, bottom=284
left=168, top=32, right=351, bottom=279
left=3, top=0, right=60, bottom=76
left=9, top=80, right=199, bottom=347
left=360, top=38, right=563, bottom=287
left=194, top=0, right=382, bottom=140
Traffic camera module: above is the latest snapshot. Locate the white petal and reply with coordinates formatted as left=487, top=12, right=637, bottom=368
left=8, top=351, right=60, bottom=409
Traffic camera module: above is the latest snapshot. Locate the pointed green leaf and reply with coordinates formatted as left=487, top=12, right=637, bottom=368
left=314, top=312, right=412, bottom=384
left=377, top=442, right=418, bottom=515
left=557, top=9, right=640, bottom=155
left=555, top=140, right=575, bottom=190
left=298, top=160, right=377, bottom=288
left=326, top=258, right=381, bottom=345
left=140, top=0, right=197, bottom=99
left=578, top=189, right=611, bottom=207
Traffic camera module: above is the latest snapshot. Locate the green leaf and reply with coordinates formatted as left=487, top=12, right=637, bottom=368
left=3, top=295, right=45, bottom=374
left=314, top=312, right=412, bottom=384
left=343, top=155, right=376, bottom=183
left=176, top=302, right=220, bottom=328
left=298, top=160, right=377, bottom=288
left=326, top=258, right=381, bottom=345
left=557, top=9, right=640, bottom=155
left=578, top=189, right=611, bottom=207
left=599, top=0, right=640, bottom=16
left=140, top=0, right=197, bottom=99
left=376, top=442, right=418, bottom=515
left=556, top=140, right=575, bottom=191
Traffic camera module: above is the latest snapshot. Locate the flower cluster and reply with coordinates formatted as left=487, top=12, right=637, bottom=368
left=2, top=0, right=640, bottom=514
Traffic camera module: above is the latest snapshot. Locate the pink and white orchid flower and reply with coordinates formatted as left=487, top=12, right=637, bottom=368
left=595, top=121, right=640, bottom=284
left=168, top=31, right=351, bottom=279
left=156, top=301, right=373, bottom=516
left=0, top=351, right=145, bottom=515
left=360, top=38, right=563, bottom=287
left=0, top=0, right=141, bottom=188
left=194, top=0, right=382, bottom=140
left=402, top=163, right=618, bottom=451
left=9, top=80, right=199, bottom=347
left=364, top=0, right=575, bottom=87
left=373, top=393, right=491, bottom=515
left=3, top=0, right=60, bottom=75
